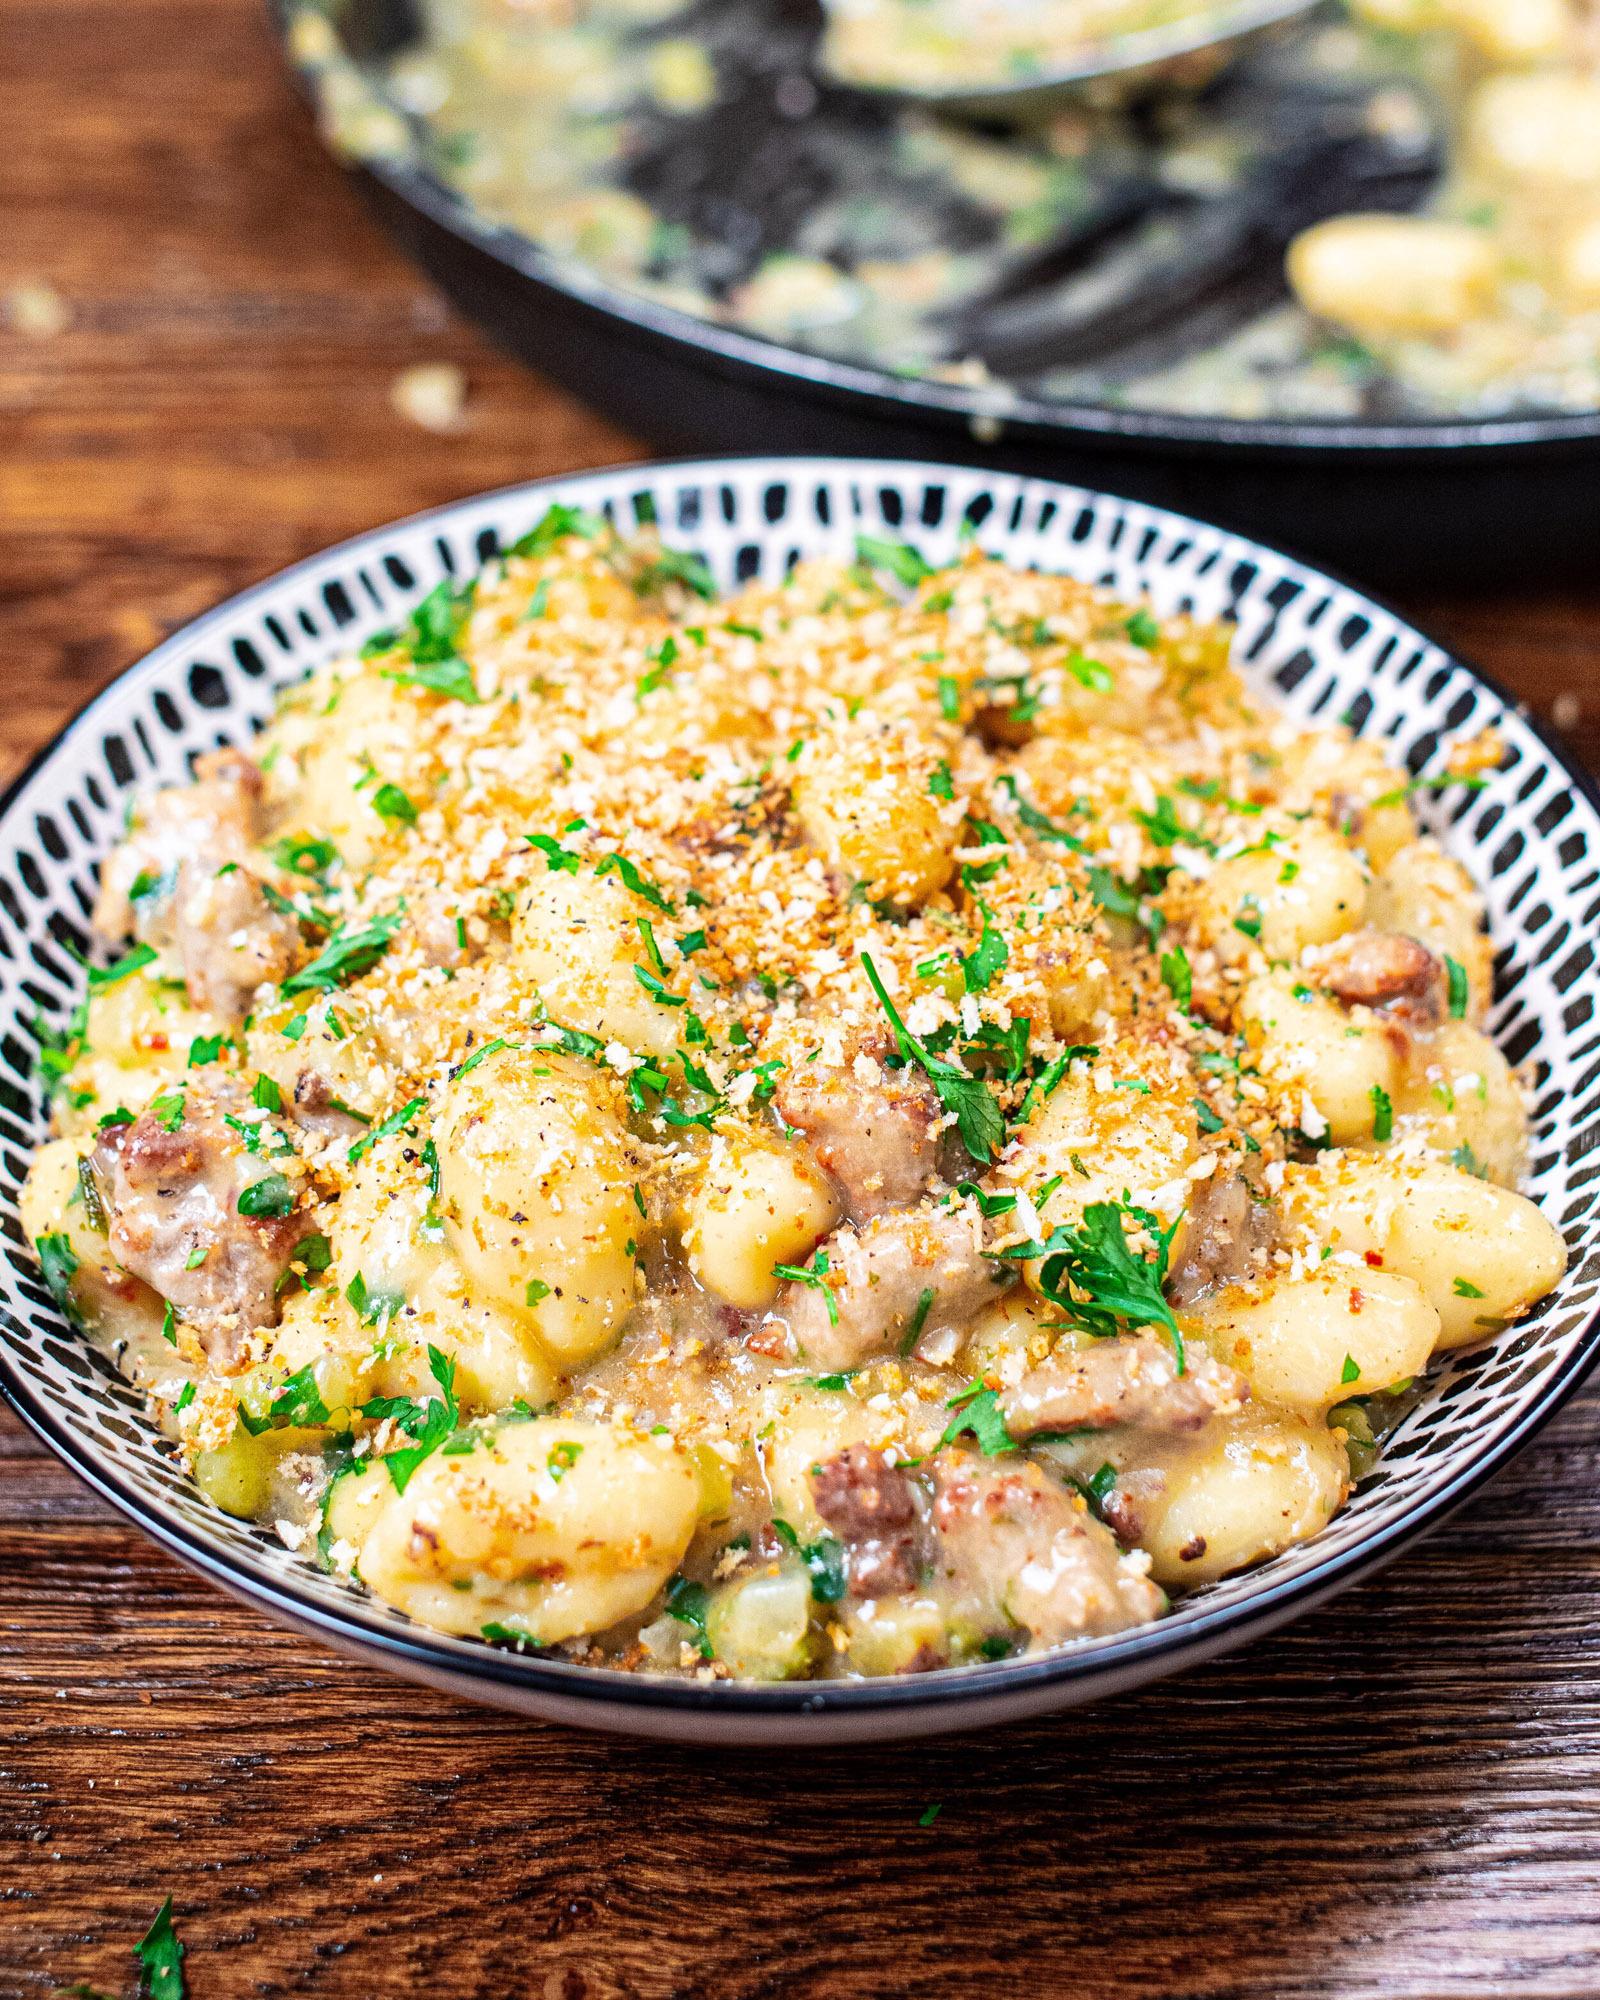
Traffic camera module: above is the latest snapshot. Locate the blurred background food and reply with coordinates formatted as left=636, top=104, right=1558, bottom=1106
left=288, top=0, right=1600, bottom=425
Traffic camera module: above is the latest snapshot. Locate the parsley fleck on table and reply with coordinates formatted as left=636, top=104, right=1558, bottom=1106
left=5, top=0, right=1600, bottom=1992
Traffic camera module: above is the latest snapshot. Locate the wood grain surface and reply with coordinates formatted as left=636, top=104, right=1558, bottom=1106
left=4, top=1, right=1600, bottom=1994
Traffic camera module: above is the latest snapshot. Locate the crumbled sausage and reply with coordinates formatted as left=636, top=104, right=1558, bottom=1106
left=1318, top=928, right=1444, bottom=1025
left=1167, top=1172, right=1276, bottom=1309
left=91, top=1076, right=305, bottom=1368
left=777, top=1203, right=1005, bottom=1372
left=811, top=1445, right=923, bottom=1598
left=1002, top=1332, right=1247, bottom=1440
left=931, top=1453, right=1164, bottom=1649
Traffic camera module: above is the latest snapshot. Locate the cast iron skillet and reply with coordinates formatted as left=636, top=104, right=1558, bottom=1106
left=264, top=0, right=1600, bottom=586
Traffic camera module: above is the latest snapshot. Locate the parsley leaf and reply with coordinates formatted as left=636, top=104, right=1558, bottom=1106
left=940, top=1381, right=1014, bottom=1456
left=635, top=545, right=715, bottom=600
left=370, top=782, right=418, bottom=826
left=960, top=907, right=1009, bottom=995
left=87, top=942, right=157, bottom=990
left=1160, top=945, right=1192, bottom=1011
left=506, top=501, right=605, bottom=558
left=134, top=1896, right=186, bottom=2000
left=35, top=1231, right=81, bottom=1325
left=1001, top=1198, right=1184, bottom=1370
left=280, top=911, right=402, bottom=996
left=399, top=576, right=476, bottom=666
left=237, top=1173, right=295, bottom=1219
left=665, top=1574, right=714, bottom=1658
left=594, top=851, right=673, bottom=912
left=1444, top=954, right=1469, bottom=1019
left=861, top=953, right=1005, bottom=1163
left=854, top=532, right=931, bottom=589
left=382, top=655, right=480, bottom=703
left=771, top=1518, right=847, bottom=1602
left=365, top=1344, right=459, bottom=1493
left=1125, top=607, right=1160, bottom=648
left=773, top=1248, right=838, bottom=1325
left=1371, top=1083, right=1394, bottom=1143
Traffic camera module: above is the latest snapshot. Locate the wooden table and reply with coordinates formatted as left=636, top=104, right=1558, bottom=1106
left=5, top=2, right=1600, bottom=1993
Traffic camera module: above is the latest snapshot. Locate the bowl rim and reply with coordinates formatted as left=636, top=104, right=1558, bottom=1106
left=265, top=0, right=1600, bottom=464
left=4, top=450, right=1600, bottom=1723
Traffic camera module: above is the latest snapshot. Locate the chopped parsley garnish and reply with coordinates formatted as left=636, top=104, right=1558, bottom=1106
left=32, top=1002, right=89, bottom=1102
left=901, top=1286, right=936, bottom=1356
left=134, top=1896, right=187, bottom=2000
left=773, top=1247, right=838, bottom=1325
left=960, top=907, right=1009, bottom=994
left=1087, top=866, right=1141, bottom=923
left=129, top=865, right=176, bottom=905
left=1070, top=1461, right=1119, bottom=1522
left=252, top=1073, right=281, bottom=1112
left=1018, top=1044, right=1096, bottom=1122
left=1124, top=608, right=1160, bottom=648
left=1134, top=795, right=1185, bottom=848
left=348, top=1093, right=427, bottom=1164
left=187, top=1034, right=228, bottom=1068
left=1370, top=772, right=1490, bottom=809
left=237, top=1173, right=295, bottom=1219
left=996, top=775, right=1084, bottom=850
left=480, top=1620, right=541, bottom=1651
left=149, top=1090, right=186, bottom=1133
left=854, top=532, right=931, bottom=589
left=239, top=1362, right=330, bottom=1434
left=506, top=501, right=605, bottom=558
left=370, top=782, right=418, bottom=826
left=771, top=1517, right=847, bottom=1602
left=940, top=1381, right=1014, bottom=1456
left=281, top=911, right=402, bottom=996
left=636, top=635, right=678, bottom=701
left=1341, top=1354, right=1362, bottom=1384
left=271, top=836, right=340, bottom=881
left=1064, top=651, right=1112, bottom=694
left=595, top=850, right=673, bottom=912
left=635, top=544, right=715, bottom=600
left=1453, top=1277, right=1485, bottom=1298
left=1001, top=1197, right=1184, bottom=1370
left=928, top=761, right=955, bottom=802
left=527, top=832, right=580, bottom=874
left=398, top=575, right=476, bottom=666
left=861, top=953, right=1005, bottom=1163
left=937, top=675, right=961, bottom=721
left=362, top=1344, right=459, bottom=1493
left=1444, top=954, right=1469, bottom=1019
left=665, top=1574, right=714, bottom=1658
left=1370, top=1084, right=1394, bottom=1143
left=635, top=964, right=686, bottom=1009
left=1160, top=945, right=1192, bottom=1012
left=546, top=1439, right=582, bottom=1482
left=87, top=942, right=157, bottom=990
left=35, top=1232, right=80, bottom=1324
left=382, top=654, right=480, bottom=703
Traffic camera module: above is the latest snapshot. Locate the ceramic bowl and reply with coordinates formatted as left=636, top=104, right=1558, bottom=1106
left=3, top=457, right=1597, bottom=1743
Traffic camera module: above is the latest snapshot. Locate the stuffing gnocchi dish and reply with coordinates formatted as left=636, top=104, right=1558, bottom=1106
left=22, top=511, right=1566, bottom=1682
